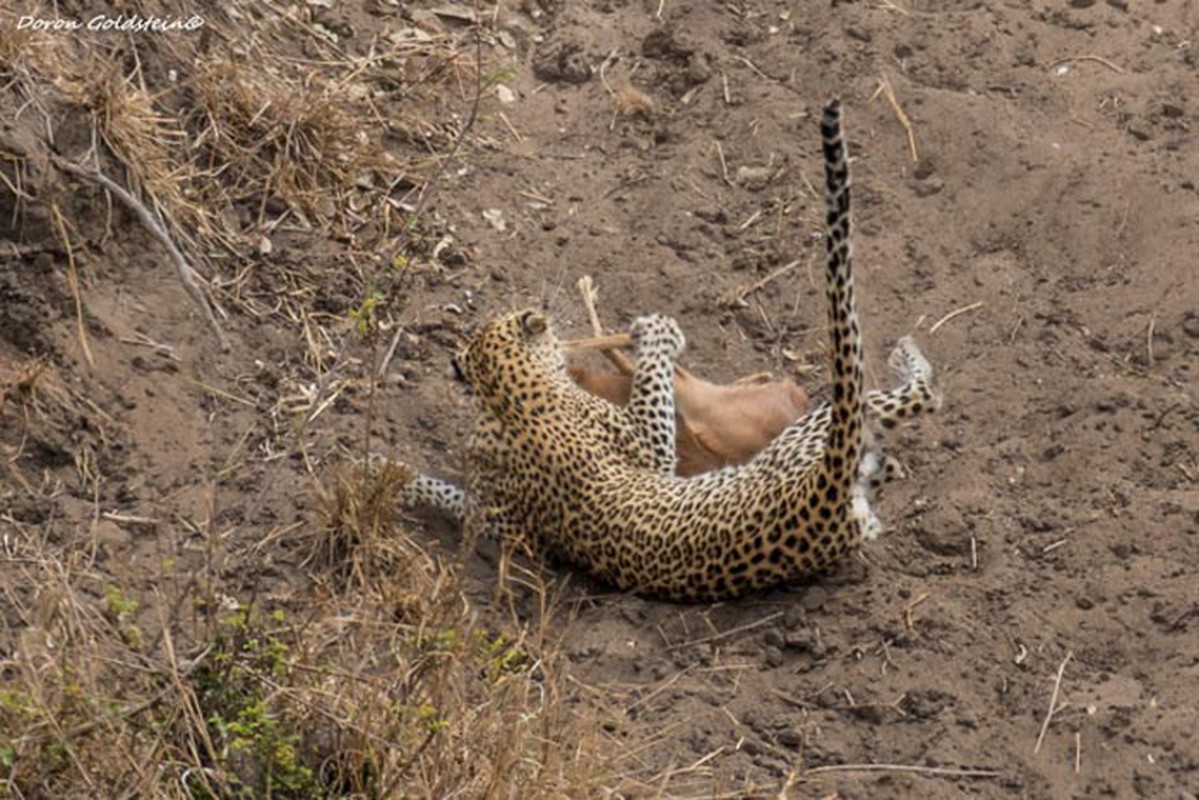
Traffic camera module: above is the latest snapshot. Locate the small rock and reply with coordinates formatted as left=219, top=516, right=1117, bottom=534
left=1106, top=0, right=1128, bottom=9
left=847, top=704, right=888, bottom=724
left=801, top=586, right=828, bottom=612
left=532, top=41, right=591, bottom=84
left=763, top=645, right=785, bottom=668
left=913, top=177, right=945, bottom=197
left=687, top=52, right=713, bottom=84
left=1127, top=125, right=1152, bottom=142
left=1182, top=310, right=1199, bottom=339
left=846, top=26, right=872, bottom=42
left=782, top=606, right=807, bottom=630
left=736, top=165, right=773, bottom=190
left=813, top=687, right=840, bottom=709
left=495, top=84, right=516, bottom=104
left=776, top=729, right=803, bottom=749
left=1162, top=103, right=1185, bottom=119
left=93, top=520, right=132, bottom=553
left=913, top=158, right=936, bottom=180
left=642, top=27, right=692, bottom=60
left=783, top=631, right=814, bottom=652
left=1040, top=444, right=1065, bottom=462
left=1069, top=0, right=1097, bottom=7
left=1076, top=597, right=1095, bottom=610
left=740, top=738, right=765, bottom=757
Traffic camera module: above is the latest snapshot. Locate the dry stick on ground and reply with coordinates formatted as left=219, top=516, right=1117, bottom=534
left=725, top=257, right=804, bottom=307
left=668, top=611, right=783, bottom=651
left=1048, top=55, right=1124, bottom=74
left=51, top=157, right=228, bottom=351
left=49, top=201, right=95, bottom=367
left=929, top=301, right=984, bottom=334
left=872, top=74, right=919, bottom=163
left=803, top=763, right=1000, bottom=780
left=1146, top=314, right=1157, bottom=366
left=715, top=140, right=733, bottom=185
left=903, top=592, right=929, bottom=630
left=1034, top=651, right=1073, bottom=754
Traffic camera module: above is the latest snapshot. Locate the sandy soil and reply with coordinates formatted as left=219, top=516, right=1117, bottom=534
left=3, top=0, right=1199, bottom=797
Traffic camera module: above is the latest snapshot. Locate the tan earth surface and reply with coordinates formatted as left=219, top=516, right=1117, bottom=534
left=2, top=0, right=1198, bottom=797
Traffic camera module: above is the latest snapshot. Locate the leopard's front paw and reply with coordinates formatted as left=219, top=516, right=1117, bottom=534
left=631, top=314, right=686, bottom=360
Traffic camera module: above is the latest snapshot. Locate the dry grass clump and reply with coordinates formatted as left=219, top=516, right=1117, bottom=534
left=0, top=0, right=476, bottom=326
left=191, top=56, right=381, bottom=227
left=0, top=457, right=605, bottom=797
left=0, top=357, right=113, bottom=499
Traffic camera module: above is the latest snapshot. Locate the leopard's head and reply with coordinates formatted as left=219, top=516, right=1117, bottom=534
left=452, top=309, right=565, bottom=412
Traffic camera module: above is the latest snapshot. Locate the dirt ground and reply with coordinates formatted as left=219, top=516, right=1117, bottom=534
left=3, top=0, right=1199, bottom=797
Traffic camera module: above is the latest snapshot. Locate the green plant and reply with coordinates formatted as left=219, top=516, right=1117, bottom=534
left=194, top=608, right=314, bottom=798
left=348, top=287, right=385, bottom=339
left=103, top=584, right=144, bottom=649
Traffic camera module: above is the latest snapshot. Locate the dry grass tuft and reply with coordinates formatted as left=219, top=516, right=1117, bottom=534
left=309, top=459, right=432, bottom=603
left=0, top=458, right=607, bottom=798
left=0, top=0, right=471, bottom=331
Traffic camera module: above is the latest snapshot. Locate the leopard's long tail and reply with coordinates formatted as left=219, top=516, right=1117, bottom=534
left=819, top=100, right=866, bottom=535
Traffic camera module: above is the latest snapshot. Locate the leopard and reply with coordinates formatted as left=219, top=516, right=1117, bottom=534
left=399, top=99, right=940, bottom=601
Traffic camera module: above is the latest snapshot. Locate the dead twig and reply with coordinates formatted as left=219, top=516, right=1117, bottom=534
left=669, top=611, right=783, bottom=651
left=903, top=592, right=929, bottom=630
left=929, top=301, right=984, bottom=334
left=725, top=258, right=804, bottom=306
left=52, top=157, right=228, bottom=351
left=1048, top=55, right=1124, bottom=74
left=803, top=763, right=1000, bottom=780
left=576, top=276, right=636, bottom=375
left=872, top=74, right=919, bottom=162
left=49, top=202, right=95, bottom=367
left=1146, top=314, right=1156, bottom=366
left=564, top=332, right=635, bottom=353
left=715, top=140, right=732, bottom=186
left=1034, top=651, right=1073, bottom=754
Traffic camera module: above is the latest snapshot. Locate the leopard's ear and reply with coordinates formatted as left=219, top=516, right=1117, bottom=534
left=519, top=310, right=549, bottom=337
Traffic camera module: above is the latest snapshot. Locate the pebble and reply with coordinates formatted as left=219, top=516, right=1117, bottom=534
left=913, top=177, right=945, bottom=197
left=783, top=606, right=807, bottom=630
left=801, top=586, right=827, bottom=612
left=763, top=645, right=784, bottom=668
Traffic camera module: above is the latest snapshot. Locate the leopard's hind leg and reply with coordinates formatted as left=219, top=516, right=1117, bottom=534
left=861, top=336, right=942, bottom=496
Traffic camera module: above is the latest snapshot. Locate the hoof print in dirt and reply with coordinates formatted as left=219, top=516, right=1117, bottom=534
left=532, top=39, right=593, bottom=84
